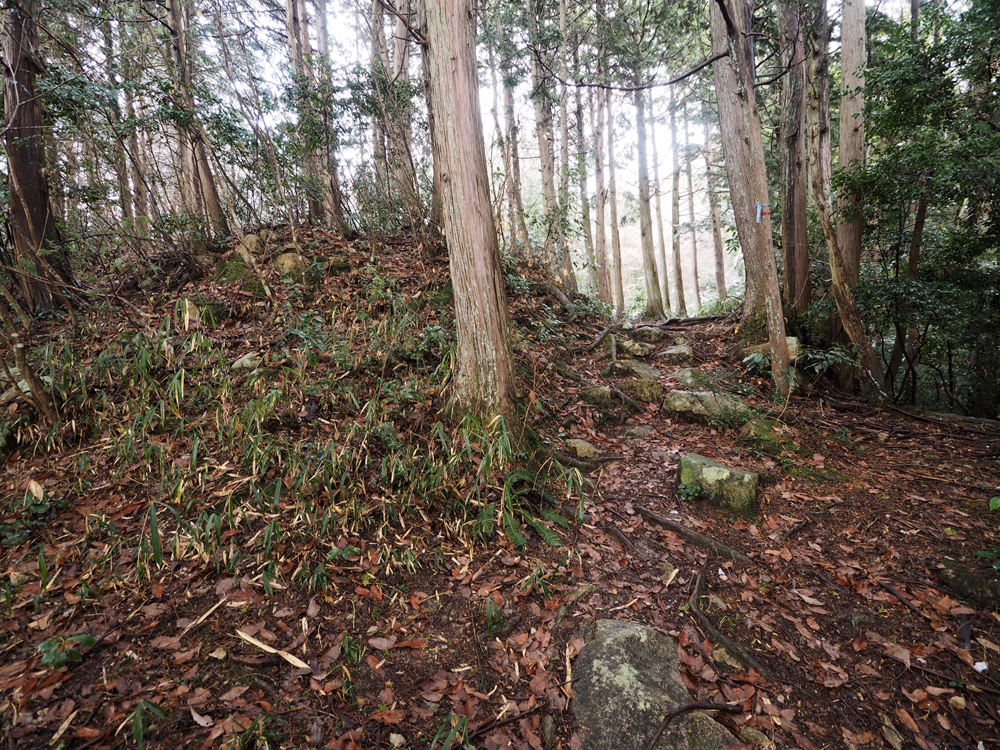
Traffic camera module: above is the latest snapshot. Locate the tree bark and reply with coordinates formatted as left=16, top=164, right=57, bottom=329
left=592, top=81, right=612, bottom=303
left=2, top=0, right=74, bottom=311
left=669, top=93, right=687, bottom=316
left=703, top=118, right=728, bottom=301
left=805, top=0, right=886, bottom=397
left=836, top=0, right=866, bottom=286
left=651, top=107, right=672, bottom=311
left=778, top=0, right=811, bottom=315
left=425, top=0, right=518, bottom=421
left=710, top=0, right=791, bottom=396
left=530, top=0, right=558, bottom=269
left=556, top=0, right=576, bottom=291
left=684, top=112, right=702, bottom=310
left=635, top=84, right=666, bottom=319
left=606, top=92, right=625, bottom=315
left=575, top=49, right=597, bottom=294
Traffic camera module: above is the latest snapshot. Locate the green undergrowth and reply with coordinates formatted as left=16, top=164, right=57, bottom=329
left=1, top=249, right=586, bottom=605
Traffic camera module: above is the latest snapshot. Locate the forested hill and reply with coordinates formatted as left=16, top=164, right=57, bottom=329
left=2, top=0, right=1000, bottom=746
left=0, top=230, right=998, bottom=749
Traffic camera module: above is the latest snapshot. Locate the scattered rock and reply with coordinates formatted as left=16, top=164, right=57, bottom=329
left=606, top=360, right=660, bottom=381
left=617, top=339, right=656, bottom=357
left=660, top=561, right=678, bottom=586
left=540, top=714, right=556, bottom=746
left=740, top=336, right=801, bottom=361
left=232, top=352, right=263, bottom=371
left=239, top=233, right=264, bottom=258
left=948, top=695, right=967, bottom=710
left=739, top=726, right=776, bottom=749
left=625, top=425, right=652, bottom=438
left=654, top=344, right=694, bottom=366
left=712, top=647, right=745, bottom=672
left=736, top=419, right=795, bottom=456
left=630, top=326, right=667, bottom=343
left=217, top=255, right=249, bottom=283
left=679, top=453, right=759, bottom=517
left=938, top=559, right=1000, bottom=609
left=572, top=619, right=735, bottom=750
left=177, top=298, right=201, bottom=328
left=618, top=378, right=663, bottom=403
left=329, top=258, right=351, bottom=275
left=581, top=385, right=614, bottom=406
left=674, top=368, right=710, bottom=388
left=565, top=439, right=600, bottom=459
left=651, top=451, right=678, bottom=464
left=275, top=251, right=308, bottom=281
left=662, top=390, right=751, bottom=425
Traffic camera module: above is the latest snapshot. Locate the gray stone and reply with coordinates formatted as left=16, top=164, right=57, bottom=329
left=607, top=360, right=660, bottom=381
left=674, top=368, right=710, bottom=388
left=232, top=352, right=263, bottom=371
left=581, top=385, right=614, bottom=406
left=662, top=390, right=751, bottom=425
left=679, top=453, right=759, bottom=517
left=736, top=419, right=794, bottom=456
left=275, top=251, right=307, bottom=280
left=618, top=339, right=656, bottom=357
left=239, top=233, right=264, bottom=257
left=565, top=439, right=600, bottom=459
left=740, top=336, right=801, bottom=362
left=573, top=620, right=735, bottom=750
left=712, top=647, right=745, bottom=672
left=625, top=425, right=652, bottom=438
left=217, top=255, right=249, bottom=283
left=654, top=344, right=694, bottom=366
left=540, top=714, right=556, bottom=746
left=0, top=375, right=53, bottom=405
left=619, top=378, right=663, bottom=403
left=630, top=326, right=667, bottom=343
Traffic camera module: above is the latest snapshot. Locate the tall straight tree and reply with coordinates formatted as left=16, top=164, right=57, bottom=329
left=778, top=0, right=810, bottom=314
left=684, top=111, right=701, bottom=310
left=634, top=83, right=667, bottom=319
left=574, top=51, right=597, bottom=293
left=651, top=111, right=672, bottom=311
left=703, top=118, right=727, bottom=301
left=425, top=0, right=517, bottom=420
left=529, top=0, right=558, bottom=268
left=669, top=92, right=687, bottom=316
left=837, top=0, right=866, bottom=285
left=591, top=76, right=612, bottom=303
left=605, top=91, right=625, bottom=315
left=710, top=0, right=791, bottom=396
left=2, top=0, right=74, bottom=310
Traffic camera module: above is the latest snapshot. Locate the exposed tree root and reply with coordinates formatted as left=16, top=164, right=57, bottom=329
left=637, top=507, right=750, bottom=563
left=644, top=701, right=742, bottom=750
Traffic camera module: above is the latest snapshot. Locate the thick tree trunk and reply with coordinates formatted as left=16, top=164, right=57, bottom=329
left=710, top=0, right=791, bottom=396
left=425, top=0, right=517, bottom=421
left=805, top=0, right=886, bottom=397
left=530, top=0, right=558, bottom=268
left=605, top=93, right=625, bottom=315
left=778, top=0, right=811, bottom=315
left=635, top=84, right=666, bottom=319
left=669, top=95, right=687, bottom=316
left=684, top=113, right=702, bottom=310
left=837, top=0, right=866, bottom=287
left=651, top=109, right=672, bottom=311
left=2, top=0, right=74, bottom=311
left=703, top=118, right=727, bottom=301
left=592, top=85, right=612, bottom=303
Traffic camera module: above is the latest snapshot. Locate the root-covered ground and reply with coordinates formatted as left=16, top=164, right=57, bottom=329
left=1, top=232, right=998, bottom=749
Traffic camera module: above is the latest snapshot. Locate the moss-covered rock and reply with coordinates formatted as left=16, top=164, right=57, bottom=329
left=630, top=326, right=667, bottom=343
left=619, top=378, right=663, bottom=403
left=938, top=559, right=1000, bottom=609
left=654, top=344, right=694, bottom=366
left=581, top=385, right=614, bottom=406
left=617, top=338, right=656, bottom=357
left=565, top=439, right=600, bottom=459
left=275, top=251, right=307, bottom=281
left=674, top=368, right=710, bottom=388
left=573, top=620, right=735, bottom=750
left=736, top=419, right=795, bottom=456
left=606, top=360, right=660, bottom=381
left=679, top=453, right=759, bottom=517
left=663, top=390, right=751, bottom=425
left=217, top=255, right=249, bottom=283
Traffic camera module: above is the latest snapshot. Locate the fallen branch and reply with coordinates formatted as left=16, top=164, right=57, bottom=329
left=578, top=327, right=611, bottom=352
left=877, top=580, right=923, bottom=616
left=689, top=563, right=775, bottom=681
left=605, top=524, right=652, bottom=560
left=647, top=314, right=726, bottom=328
left=637, top=507, right=750, bottom=563
left=644, top=701, right=742, bottom=750
left=548, top=286, right=577, bottom=320
left=553, top=362, right=643, bottom=414
left=552, top=451, right=622, bottom=472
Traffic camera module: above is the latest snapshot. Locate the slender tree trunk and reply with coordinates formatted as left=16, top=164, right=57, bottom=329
left=592, top=84, right=611, bottom=303
left=606, top=92, right=625, bottom=315
left=425, top=0, right=517, bottom=421
left=575, top=50, right=597, bottom=294
left=684, top=112, right=702, bottom=310
left=704, top=118, right=728, bottom=301
left=503, top=84, right=531, bottom=253
left=635, top=83, right=666, bottom=319
left=652, top=113, right=672, bottom=311
left=778, top=0, right=811, bottom=315
left=2, top=0, right=74, bottom=311
left=669, top=93, right=687, bottom=316
left=314, top=0, right=347, bottom=232
left=710, top=0, right=791, bottom=396
left=805, top=0, right=886, bottom=397
left=556, top=0, right=576, bottom=291
left=419, top=8, right=444, bottom=236
left=102, top=21, right=134, bottom=222
left=125, top=90, right=150, bottom=221
left=530, top=0, right=558, bottom=270
left=836, top=0, right=866, bottom=286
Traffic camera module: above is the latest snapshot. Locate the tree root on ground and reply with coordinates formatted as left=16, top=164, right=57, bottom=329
left=553, top=362, right=642, bottom=414
left=644, top=701, right=742, bottom=750
left=637, top=507, right=750, bottom=563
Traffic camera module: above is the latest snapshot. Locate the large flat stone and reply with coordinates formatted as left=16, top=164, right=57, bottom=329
left=674, top=368, right=710, bottom=388
left=619, top=378, right=663, bottom=403
left=607, top=360, right=660, bottom=381
left=679, top=453, right=759, bottom=517
left=662, top=390, right=751, bottom=425
left=631, top=326, right=667, bottom=343
left=654, top=344, right=694, bottom=366
left=581, top=385, right=614, bottom=406
left=573, top=620, right=735, bottom=750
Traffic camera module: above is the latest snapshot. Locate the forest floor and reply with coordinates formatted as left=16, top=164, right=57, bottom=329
left=1, top=231, right=999, bottom=750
